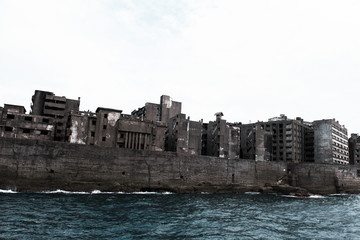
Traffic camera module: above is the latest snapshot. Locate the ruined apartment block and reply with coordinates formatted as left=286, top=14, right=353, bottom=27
left=117, top=118, right=167, bottom=151
left=67, top=108, right=166, bottom=151
left=203, top=113, right=241, bottom=159
left=313, top=119, right=349, bottom=165
left=240, top=123, right=272, bottom=161
left=349, top=134, right=360, bottom=165
left=66, top=111, right=97, bottom=145
left=131, top=95, right=181, bottom=123
left=31, top=90, right=80, bottom=141
left=166, top=114, right=203, bottom=155
left=240, top=115, right=313, bottom=163
left=0, top=104, right=55, bottom=140
left=94, top=108, right=122, bottom=147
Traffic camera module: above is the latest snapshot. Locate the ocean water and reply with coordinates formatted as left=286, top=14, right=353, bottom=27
left=0, top=190, right=360, bottom=239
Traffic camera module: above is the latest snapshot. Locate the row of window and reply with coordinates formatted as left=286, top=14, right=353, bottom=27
left=2, top=126, right=50, bottom=136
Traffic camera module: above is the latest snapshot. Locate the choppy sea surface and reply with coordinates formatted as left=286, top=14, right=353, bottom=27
left=1, top=190, right=360, bottom=239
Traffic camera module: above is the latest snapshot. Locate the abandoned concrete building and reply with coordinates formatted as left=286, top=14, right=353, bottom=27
left=201, top=113, right=241, bottom=159
left=165, top=114, right=203, bottom=155
left=131, top=95, right=181, bottom=123
left=31, top=90, right=80, bottom=141
left=67, top=107, right=167, bottom=151
left=240, top=123, right=273, bottom=161
left=0, top=104, right=55, bottom=140
left=349, top=134, right=360, bottom=165
left=239, top=115, right=314, bottom=163
left=313, top=119, right=349, bottom=165
left=0, top=90, right=355, bottom=165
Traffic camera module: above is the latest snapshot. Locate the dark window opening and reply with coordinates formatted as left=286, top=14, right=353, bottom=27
left=102, top=137, right=106, bottom=141
left=91, top=131, right=95, bottom=137
left=57, top=130, right=62, bottom=134
left=103, top=125, right=107, bottom=130
left=7, top=114, right=15, bottom=119
left=118, top=143, right=125, bottom=148
left=104, top=114, right=108, bottom=119
left=357, top=170, right=360, bottom=177
left=42, top=118, right=50, bottom=123
left=5, top=127, right=12, bottom=132
left=57, top=122, right=63, bottom=126
left=41, top=130, right=48, bottom=135
left=25, top=116, right=32, bottom=121
left=92, top=120, right=96, bottom=125
left=44, top=106, right=64, bottom=111
left=120, top=133, right=125, bottom=138
left=23, top=129, right=31, bottom=134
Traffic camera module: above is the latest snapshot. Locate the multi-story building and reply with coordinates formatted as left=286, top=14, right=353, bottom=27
left=0, top=104, right=55, bottom=140
left=240, top=115, right=313, bottom=162
left=348, top=133, right=360, bottom=165
left=240, top=123, right=273, bottom=161
left=31, top=90, right=80, bottom=141
left=313, top=119, right=349, bottom=164
left=67, top=108, right=166, bottom=151
left=203, top=113, right=241, bottom=159
left=66, top=110, right=98, bottom=145
left=117, top=117, right=167, bottom=151
left=166, top=114, right=203, bottom=155
left=131, top=95, right=181, bottom=123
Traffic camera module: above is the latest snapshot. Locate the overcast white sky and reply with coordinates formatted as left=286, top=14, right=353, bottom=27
left=1, top=0, right=360, bottom=134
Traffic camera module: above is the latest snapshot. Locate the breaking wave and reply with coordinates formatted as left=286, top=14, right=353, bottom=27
left=0, top=189, right=17, bottom=194
left=38, top=189, right=174, bottom=195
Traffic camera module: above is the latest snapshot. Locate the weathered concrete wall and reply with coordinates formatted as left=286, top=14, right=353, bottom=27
left=313, top=121, right=333, bottom=163
left=288, top=162, right=360, bottom=194
left=0, top=137, right=287, bottom=193
left=1, top=137, right=360, bottom=194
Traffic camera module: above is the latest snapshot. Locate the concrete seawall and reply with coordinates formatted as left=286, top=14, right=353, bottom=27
left=1, top=137, right=360, bottom=194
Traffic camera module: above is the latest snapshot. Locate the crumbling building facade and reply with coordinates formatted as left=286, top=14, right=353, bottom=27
left=131, top=95, right=181, bottom=123
left=203, top=113, right=241, bottom=159
left=240, top=123, right=272, bottom=161
left=166, top=114, right=202, bottom=155
left=31, top=90, right=80, bottom=141
left=313, top=119, right=349, bottom=164
left=67, top=108, right=166, bottom=151
left=240, top=115, right=313, bottom=163
left=0, top=90, right=354, bottom=165
left=349, top=134, right=360, bottom=165
left=0, top=104, right=55, bottom=141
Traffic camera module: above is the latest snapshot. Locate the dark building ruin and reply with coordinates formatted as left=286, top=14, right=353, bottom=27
left=31, top=90, right=80, bottom=141
left=240, top=115, right=314, bottom=163
left=349, top=134, right=360, bottom=165
left=166, top=114, right=202, bottom=155
left=0, top=104, right=55, bottom=140
left=0, top=90, right=353, bottom=164
left=131, top=95, right=181, bottom=123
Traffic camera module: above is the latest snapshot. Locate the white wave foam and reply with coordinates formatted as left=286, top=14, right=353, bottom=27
left=91, top=190, right=115, bottom=194
left=0, top=189, right=17, bottom=194
left=91, top=190, right=102, bottom=194
left=309, top=194, right=326, bottom=199
left=132, top=191, right=159, bottom=194
left=41, top=189, right=89, bottom=194
left=245, top=192, right=260, bottom=195
left=330, top=193, right=351, bottom=196
left=131, top=191, right=174, bottom=195
left=37, top=190, right=174, bottom=195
